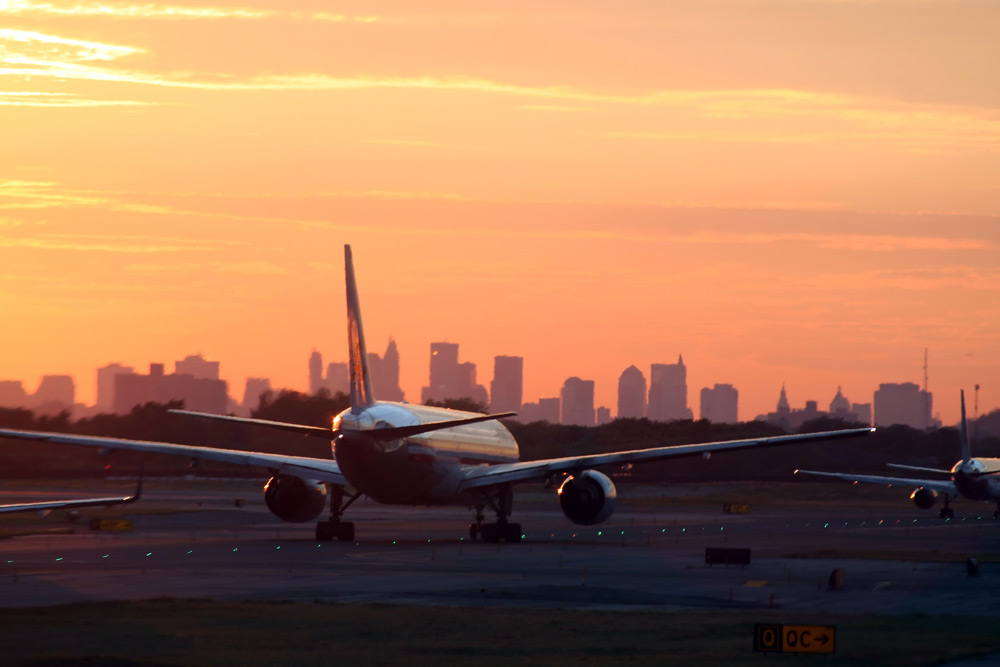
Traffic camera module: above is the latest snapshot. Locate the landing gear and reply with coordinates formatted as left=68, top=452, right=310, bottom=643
left=939, top=495, right=955, bottom=520
left=316, top=520, right=354, bottom=541
left=469, top=486, right=522, bottom=543
left=315, top=485, right=362, bottom=542
left=994, top=503, right=999, bottom=520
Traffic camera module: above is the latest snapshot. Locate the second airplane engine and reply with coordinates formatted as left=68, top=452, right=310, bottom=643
left=263, top=475, right=328, bottom=523
left=558, top=470, right=617, bottom=525
left=910, top=486, right=938, bottom=510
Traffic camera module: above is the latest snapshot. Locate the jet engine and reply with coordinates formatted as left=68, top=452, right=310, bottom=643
left=263, top=475, right=328, bottom=523
left=558, top=470, right=617, bottom=525
left=910, top=486, right=938, bottom=510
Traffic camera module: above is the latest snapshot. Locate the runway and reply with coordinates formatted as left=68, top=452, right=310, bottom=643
left=2, top=479, right=998, bottom=613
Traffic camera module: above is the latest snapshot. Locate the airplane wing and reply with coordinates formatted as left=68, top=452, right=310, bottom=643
left=0, top=429, right=348, bottom=486
left=0, top=478, right=142, bottom=514
left=794, top=469, right=959, bottom=495
left=459, top=427, right=875, bottom=491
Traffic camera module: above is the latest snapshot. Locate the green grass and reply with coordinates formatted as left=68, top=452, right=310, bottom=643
left=0, top=600, right=997, bottom=666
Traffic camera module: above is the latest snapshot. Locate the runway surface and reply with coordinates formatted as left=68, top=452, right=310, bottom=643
left=2, top=479, right=998, bottom=614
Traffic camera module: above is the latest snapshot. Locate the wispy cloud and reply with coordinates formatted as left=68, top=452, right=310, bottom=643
left=0, top=28, right=140, bottom=60
left=366, top=139, right=436, bottom=147
left=520, top=104, right=593, bottom=113
left=0, top=1, right=378, bottom=21
left=0, top=235, right=218, bottom=253
left=0, top=91, right=149, bottom=106
left=3, top=27, right=996, bottom=156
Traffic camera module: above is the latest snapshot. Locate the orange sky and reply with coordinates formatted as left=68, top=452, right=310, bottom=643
left=1, top=1, right=998, bottom=425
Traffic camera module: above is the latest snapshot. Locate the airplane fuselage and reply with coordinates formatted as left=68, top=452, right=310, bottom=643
left=333, top=402, right=520, bottom=505
left=952, top=458, right=1000, bottom=502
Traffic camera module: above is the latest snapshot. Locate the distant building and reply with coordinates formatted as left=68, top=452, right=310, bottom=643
left=421, top=342, right=488, bottom=405
left=700, top=384, right=738, bottom=424
left=115, top=362, right=228, bottom=414
left=647, top=356, right=693, bottom=422
left=617, top=365, right=646, bottom=419
left=0, top=380, right=28, bottom=408
left=175, top=354, right=220, bottom=380
left=34, top=375, right=75, bottom=408
left=561, top=377, right=595, bottom=426
left=875, top=382, right=937, bottom=429
left=308, top=350, right=324, bottom=395
left=596, top=406, right=612, bottom=425
left=369, top=338, right=405, bottom=402
left=520, top=398, right=561, bottom=424
left=829, top=386, right=850, bottom=417
left=755, top=385, right=822, bottom=431
left=96, top=363, right=134, bottom=413
left=490, top=356, right=523, bottom=414
left=324, top=362, right=349, bottom=396
left=242, top=377, right=272, bottom=414
left=851, top=402, right=872, bottom=426
left=308, top=339, right=403, bottom=400
left=776, top=384, right=790, bottom=415
left=538, top=397, right=561, bottom=424
left=824, top=386, right=871, bottom=425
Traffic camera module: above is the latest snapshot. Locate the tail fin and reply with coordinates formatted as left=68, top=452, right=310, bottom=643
left=960, top=389, right=971, bottom=464
left=345, top=245, right=375, bottom=413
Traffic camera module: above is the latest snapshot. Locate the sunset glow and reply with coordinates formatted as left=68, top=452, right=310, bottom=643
left=1, top=0, right=997, bottom=425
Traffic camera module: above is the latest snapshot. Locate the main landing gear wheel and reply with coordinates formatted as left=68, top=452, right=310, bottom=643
left=939, top=507, right=955, bottom=520
left=316, top=520, right=355, bottom=541
left=478, top=522, right=521, bottom=543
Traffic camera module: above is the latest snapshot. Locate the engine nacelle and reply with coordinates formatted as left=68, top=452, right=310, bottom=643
left=910, top=486, right=938, bottom=510
left=558, top=470, right=617, bottom=526
left=263, top=475, right=328, bottom=523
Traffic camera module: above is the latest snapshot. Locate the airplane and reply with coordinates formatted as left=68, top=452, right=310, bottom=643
left=795, top=390, right=1000, bottom=520
left=0, top=245, right=874, bottom=542
left=0, top=477, right=142, bottom=515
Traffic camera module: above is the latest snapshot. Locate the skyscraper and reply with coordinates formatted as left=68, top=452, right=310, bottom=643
left=308, top=350, right=323, bottom=395
left=875, top=382, right=936, bottom=429
left=369, top=339, right=405, bottom=401
left=242, top=377, right=272, bottom=413
left=647, top=355, right=693, bottom=422
left=115, top=362, right=227, bottom=415
left=96, top=362, right=134, bottom=413
left=324, top=362, right=349, bottom=396
left=538, top=397, right=561, bottom=424
left=34, top=375, right=75, bottom=407
left=617, top=365, right=646, bottom=418
left=700, top=384, right=738, bottom=424
left=421, top=342, right=488, bottom=405
left=596, top=406, right=612, bottom=425
left=175, top=354, right=220, bottom=380
left=490, top=355, right=523, bottom=414
left=561, top=377, right=595, bottom=426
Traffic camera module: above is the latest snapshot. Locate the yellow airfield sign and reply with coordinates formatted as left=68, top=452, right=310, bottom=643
left=754, top=623, right=835, bottom=654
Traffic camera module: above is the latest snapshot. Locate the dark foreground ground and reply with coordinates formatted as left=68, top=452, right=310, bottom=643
left=1, top=479, right=998, bottom=666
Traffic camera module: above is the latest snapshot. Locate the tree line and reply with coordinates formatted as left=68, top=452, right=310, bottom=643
left=1, top=390, right=997, bottom=480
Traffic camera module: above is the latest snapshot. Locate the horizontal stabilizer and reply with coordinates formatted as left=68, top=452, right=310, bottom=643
left=887, top=463, right=952, bottom=475
left=357, top=412, right=518, bottom=442
left=170, top=408, right=517, bottom=442
left=169, top=409, right=336, bottom=438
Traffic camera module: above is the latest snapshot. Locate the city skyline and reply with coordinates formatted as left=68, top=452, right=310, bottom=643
left=0, top=344, right=975, bottom=429
left=1, top=2, right=998, bottom=426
